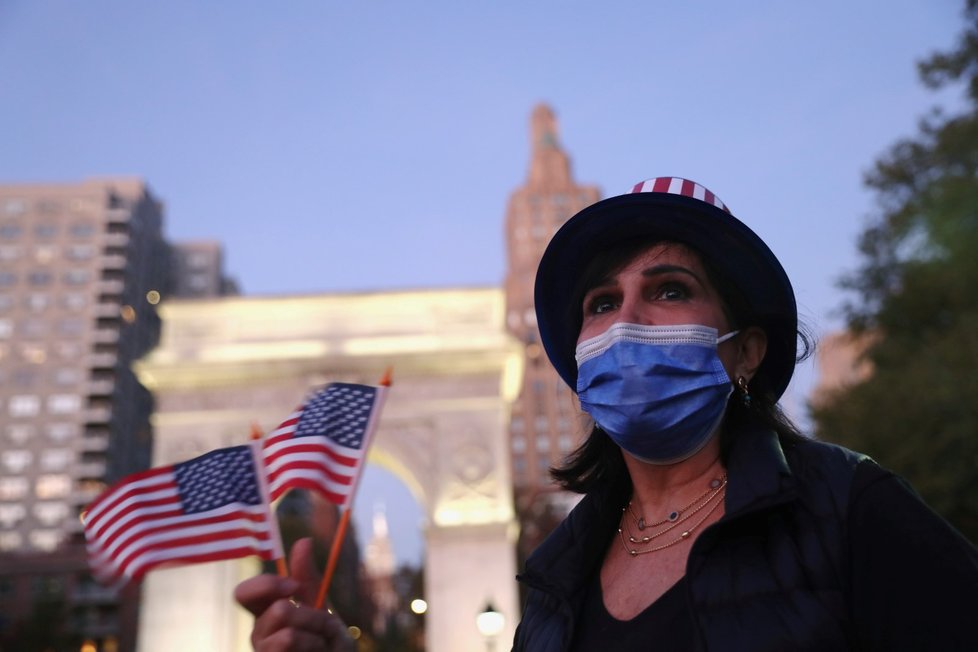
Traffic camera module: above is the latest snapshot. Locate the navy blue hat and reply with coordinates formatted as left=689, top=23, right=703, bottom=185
left=534, top=176, right=798, bottom=400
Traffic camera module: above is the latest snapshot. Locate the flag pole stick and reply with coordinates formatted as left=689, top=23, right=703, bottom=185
left=315, top=507, right=351, bottom=609
left=314, top=368, right=393, bottom=610
left=251, top=421, right=289, bottom=579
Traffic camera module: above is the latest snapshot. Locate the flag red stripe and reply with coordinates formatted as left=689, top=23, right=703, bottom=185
left=90, top=507, right=270, bottom=564
left=101, top=524, right=274, bottom=577
left=85, top=471, right=175, bottom=526
left=263, top=441, right=359, bottom=468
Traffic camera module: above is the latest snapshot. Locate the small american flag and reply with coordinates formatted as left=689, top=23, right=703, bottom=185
left=84, top=444, right=281, bottom=585
left=262, top=382, right=384, bottom=509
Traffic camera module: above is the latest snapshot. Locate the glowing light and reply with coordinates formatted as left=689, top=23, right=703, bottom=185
left=120, top=305, right=136, bottom=323
left=410, top=598, right=428, bottom=614
left=146, top=290, right=161, bottom=305
left=348, top=625, right=362, bottom=640
left=80, top=641, right=97, bottom=652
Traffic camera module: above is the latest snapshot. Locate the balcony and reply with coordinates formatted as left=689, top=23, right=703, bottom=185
left=92, top=329, right=120, bottom=345
left=80, top=433, right=110, bottom=452
left=85, top=406, right=112, bottom=423
left=97, top=279, right=125, bottom=295
left=100, top=254, right=127, bottom=270
left=77, top=461, right=108, bottom=478
left=94, top=303, right=121, bottom=319
left=103, top=232, right=129, bottom=248
left=105, top=207, right=131, bottom=223
left=87, top=379, right=115, bottom=396
left=89, top=352, right=118, bottom=369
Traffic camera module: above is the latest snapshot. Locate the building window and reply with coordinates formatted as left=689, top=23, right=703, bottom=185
left=0, top=318, right=11, bottom=339
left=63, top=293, right=87, bottom=310
left=13, top=368, right=38, bottom=387
left=28, top=531, right=61, bottom=552
left=0, top=295, right=12, bottom=311
left=69, top=222, right=96, bottom=238
left=1, top=449, right=33, bottom=473
left=47, top=394, right=81, bottom=414
left=36, top=474, right=71, bottom=499
left=25, top=293, right=50, bottom=311
left=67, top=243, right=96, bottom=260
left=40, top=449, right=72, bottom=471
left=34, top=245, right=57, bottom=263
left=0, top=245, right=20, bottom=261
left=558, top=434, right=574, bottom=452
left=33, top=223, right=58, bottom=238
left=58, top=318, right=85, bottom=336
left=21, top=319, right=47, bottom=338
left=33, top=502, right=69, bottom=526
left=53, top=367, right=81, bottom=385
left=0, top=271, right=16, bottom=286
left=0, top=532, right=23, bottom=551
left=534, top=415, right=549, bottom=432
left=0, top=223, right=22, bottom=239
left=47, top=423, right=79, bottom=441
left=27, top=270, right=53, bottom=286
left=63, top=269, right=91, bottom=285
left=535, top=437, right=551, bottom=453
left=6, top=424, right=35, bottom=444
left=0, top=477, right=28, bottom=500
left=19, top=344, right=46, bottom=364
left=2, top=199, right=26, bottom=216
left=9, top=395, right=40, bottom=417
left=55, top=342, right=80, bottom=358
left=511, top=435, right=527, bottom=454
left=0, top=505, right=26, bottom=527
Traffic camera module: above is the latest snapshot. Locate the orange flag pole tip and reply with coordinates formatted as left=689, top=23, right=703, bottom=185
left=379, top=367, right=393, bottom=387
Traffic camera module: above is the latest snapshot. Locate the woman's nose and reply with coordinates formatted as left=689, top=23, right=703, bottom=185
left=615, top=295, right=647, bottom=326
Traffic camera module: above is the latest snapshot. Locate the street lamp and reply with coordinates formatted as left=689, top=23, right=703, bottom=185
left=476, top=601, right=505, bottom=652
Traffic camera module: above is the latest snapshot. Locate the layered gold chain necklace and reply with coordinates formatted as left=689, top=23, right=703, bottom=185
left=618, top=474, right=727, bottom=557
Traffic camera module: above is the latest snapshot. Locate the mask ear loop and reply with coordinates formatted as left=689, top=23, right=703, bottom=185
left=717, top=329, right=739, bottom=344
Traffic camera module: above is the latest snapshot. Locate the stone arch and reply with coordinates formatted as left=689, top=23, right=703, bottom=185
left=133, top=288, right=522, bottom=652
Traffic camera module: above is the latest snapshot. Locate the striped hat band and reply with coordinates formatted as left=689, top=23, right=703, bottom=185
left=629, top=177, right=730, bottom=214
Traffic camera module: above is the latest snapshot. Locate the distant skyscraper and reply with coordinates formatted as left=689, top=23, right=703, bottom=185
left=363, top=504, right=398, bottom=635
left=502, top=105, right=601, bottom=558
left=0, top=178, right=171, bottom=649
left=170, top=240, right=239, bottom=298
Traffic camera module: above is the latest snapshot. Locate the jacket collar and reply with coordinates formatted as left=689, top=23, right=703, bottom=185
left=722, top=424, right=797, bottom=519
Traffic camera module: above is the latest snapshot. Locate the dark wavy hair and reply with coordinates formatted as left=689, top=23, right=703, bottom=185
left=550, top=238, right=815, bottom=494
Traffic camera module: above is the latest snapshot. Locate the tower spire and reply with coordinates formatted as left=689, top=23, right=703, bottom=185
left=527, top=103, right=573, bottom=190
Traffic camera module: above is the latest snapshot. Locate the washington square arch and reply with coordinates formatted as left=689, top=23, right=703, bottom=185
left=133, top=287, right=523, bottom=652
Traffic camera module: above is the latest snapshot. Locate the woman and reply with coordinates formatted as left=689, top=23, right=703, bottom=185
left=235, top=177, right=978, bottom=650
left=515, top=176, right=978, bottom=650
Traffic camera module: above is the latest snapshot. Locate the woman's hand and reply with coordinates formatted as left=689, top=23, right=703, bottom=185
left=234, top=538, right=355, bottom=651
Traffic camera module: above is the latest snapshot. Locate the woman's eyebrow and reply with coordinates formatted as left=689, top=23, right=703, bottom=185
left=641, top=264, right=702, bottom=282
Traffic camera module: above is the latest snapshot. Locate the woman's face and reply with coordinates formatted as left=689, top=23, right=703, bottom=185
left=577, top=242, right=744, bottom=378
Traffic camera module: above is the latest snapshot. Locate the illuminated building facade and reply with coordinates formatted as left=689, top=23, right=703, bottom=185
left=502, top=105, right=601, bottom=558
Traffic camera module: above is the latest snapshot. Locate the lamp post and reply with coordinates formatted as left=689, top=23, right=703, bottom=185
left=476, top=601, right=505, bottom=652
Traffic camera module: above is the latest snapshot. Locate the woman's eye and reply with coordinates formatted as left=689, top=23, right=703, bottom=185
left=586, top=296, right=618, bottom=314
left=655, top=283, right=688, bottom=301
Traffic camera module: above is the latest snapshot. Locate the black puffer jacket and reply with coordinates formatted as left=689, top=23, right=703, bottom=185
left=513, top=427, right=978, bottom=651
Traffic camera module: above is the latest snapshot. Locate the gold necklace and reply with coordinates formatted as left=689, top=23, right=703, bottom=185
left=618, top=476, right=727, bottom=557
left=625, top=474, right=727, bottom=530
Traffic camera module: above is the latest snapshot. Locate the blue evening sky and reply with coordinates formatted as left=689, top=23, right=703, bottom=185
left=0, top=1, right=966, bottom=566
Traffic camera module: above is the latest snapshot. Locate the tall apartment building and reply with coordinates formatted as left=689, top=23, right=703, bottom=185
left=502, top=105, right=601, bottom=559
left=0, top=178, right=170, bottom=650
left=170, top=240, right=239, bottom=298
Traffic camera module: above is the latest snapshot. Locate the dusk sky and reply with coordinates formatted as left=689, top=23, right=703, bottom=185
left=0, top=1, right=967, bottom=566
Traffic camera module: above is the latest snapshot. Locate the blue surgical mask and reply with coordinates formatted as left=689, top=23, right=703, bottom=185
left=575, top=323, right=737, bottom=465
